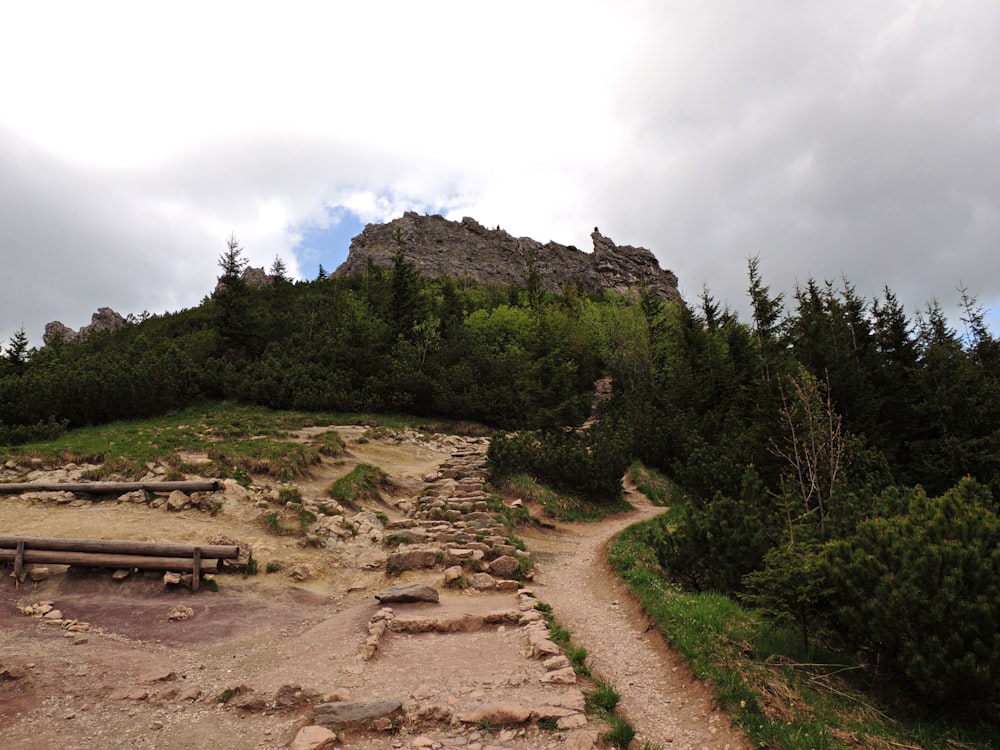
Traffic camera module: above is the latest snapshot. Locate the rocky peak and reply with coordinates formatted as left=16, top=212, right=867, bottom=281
left=335, top=213, right=680, bottom=300
left=43, top=307, right=127, bottom=346
left=211, top=266, right=274, bottom=298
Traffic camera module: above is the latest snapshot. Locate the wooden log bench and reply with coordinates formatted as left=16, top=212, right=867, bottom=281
left=0, top=480, right=219, bottom=495
left=0, top=536, right=240, bottom=592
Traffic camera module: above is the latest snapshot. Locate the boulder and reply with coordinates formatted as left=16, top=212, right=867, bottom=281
left=166, top=490, right=189, bottom=511
left=375, top=584, right=440, bottom=604
left=487, top=555, right=521, bottom=579
left=458, top=702, right=531, bottom=725
left=313, top=699, right=403, bottom=726
left=468, top=572, right=497, bottom=590
left=387, top=549, right=439, bottom=571
left=289, top=725, right=338, bottom=750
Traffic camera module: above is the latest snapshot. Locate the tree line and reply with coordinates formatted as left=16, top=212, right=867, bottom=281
left=0, top=237, right=604, bottom=439
left=601, top=258, right=1000, bottom=717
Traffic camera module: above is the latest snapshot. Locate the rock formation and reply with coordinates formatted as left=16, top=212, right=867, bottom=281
left=43, top=307, right=127, bottom=346
left=335, top=213, right=681, bottom=300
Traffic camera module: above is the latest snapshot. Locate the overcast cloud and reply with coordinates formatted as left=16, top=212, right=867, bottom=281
left=2, top=1, right=999, bottom=347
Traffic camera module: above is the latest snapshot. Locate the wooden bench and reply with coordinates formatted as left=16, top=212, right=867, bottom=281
left=0, top=535, right=240, bottom=592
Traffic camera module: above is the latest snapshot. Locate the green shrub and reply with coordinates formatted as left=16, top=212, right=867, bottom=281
left=822, top=477, right=1000, bottom=712
left=487, top=424, right=628, bottom=503
left=652, top=469, right=774, bottom=594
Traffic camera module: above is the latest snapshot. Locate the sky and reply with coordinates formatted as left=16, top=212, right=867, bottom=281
left=2, top=1, right=999, bottom=348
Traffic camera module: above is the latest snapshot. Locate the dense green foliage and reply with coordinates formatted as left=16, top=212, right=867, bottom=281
left=487, top=420, right=629, bottom=503
left=603, top=264, right=1000, bottom=717
left=823, top=478, right=1000, bottom=711
left=610, top=517, right=1000, bottom=749
left=0, top=245, right=601, bottom=435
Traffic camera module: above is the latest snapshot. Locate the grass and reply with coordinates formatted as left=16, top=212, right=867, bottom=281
left=603, top=715, right=636, bottom=749
left=587, top=681, right=621, bottom=713
left=607, top=519, right=1000, bottom=750
left=626, top=461, right=678, bottom=507
left=0, top=402, right=341, bottom=481
left=313, top=429, right=346, bottom=457
left=277, top=487, right=302, bottom=504
left=328, top=463, right=387, bottom=506
left=0, top=401, right=494, bottom=482
left=496, top=474, right=632, bottom=522
left=244, top=554, right=259, bottom=576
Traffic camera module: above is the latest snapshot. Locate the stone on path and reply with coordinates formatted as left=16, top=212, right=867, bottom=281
left=375, top=584, right=440, bottom=603
left=540, top=667, right=577, bottom=685
left=458, top=702, right=531, bottom=725
left=167, top=605, right=194, bottom=621
left=313, top=699, right=402, bottom=726
left=289, top=725, right=338, bottom=750
left=387, top=549, right=439, bottom=571
left=564, top=729, right=600, bottom=750
left=487, top=555, right=521, bottom=579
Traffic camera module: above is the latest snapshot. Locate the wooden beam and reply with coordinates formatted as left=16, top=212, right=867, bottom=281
left=0, top=480, right=219, bottom=495
left=0, top=548, right=220, bottom=573
left=0, top=536, right=238, bottom=559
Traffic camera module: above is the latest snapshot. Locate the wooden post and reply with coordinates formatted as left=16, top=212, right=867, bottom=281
left=13, top=541, right=24, bottom=581
left=192, top=548, right=201, bottom=593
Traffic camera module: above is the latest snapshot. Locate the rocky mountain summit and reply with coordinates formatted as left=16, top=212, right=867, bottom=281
left=336, top=213, right=681, bottom=300
left=43, top=307, right=127, bottom=346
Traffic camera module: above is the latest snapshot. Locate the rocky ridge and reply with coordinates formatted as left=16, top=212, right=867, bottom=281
left=43, top=307, right=128, bottom=346
left=336, top=213, right=681, bottom=300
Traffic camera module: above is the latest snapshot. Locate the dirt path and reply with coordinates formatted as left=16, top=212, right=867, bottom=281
left=1, top=430, right=752, bottom=750
left=526, top=480, right=751, bottom=749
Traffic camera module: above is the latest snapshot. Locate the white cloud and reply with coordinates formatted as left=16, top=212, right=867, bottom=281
left=1, top=1, right=999, bottom=345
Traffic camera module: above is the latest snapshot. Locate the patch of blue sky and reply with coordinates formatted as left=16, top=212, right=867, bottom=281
left=291, top=207, right=367, bottom=280
left=985, top=297, right=1000, bottom=337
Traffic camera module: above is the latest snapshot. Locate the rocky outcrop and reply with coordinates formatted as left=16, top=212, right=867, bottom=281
left=336, top=213, right=681, bottom=300
left=43, top=307, right=126, bottom=346
left=210, top=266, right=274, bottom=297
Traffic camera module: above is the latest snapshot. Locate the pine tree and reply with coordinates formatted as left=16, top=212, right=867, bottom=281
left=214, top=234, right=253, bottom=353
left=6, top=326, right=31, bottom=365
left=747, top=255, right=784, bottom=384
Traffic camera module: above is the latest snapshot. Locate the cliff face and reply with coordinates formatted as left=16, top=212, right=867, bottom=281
left=335, top=213, right=681, bottom=300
